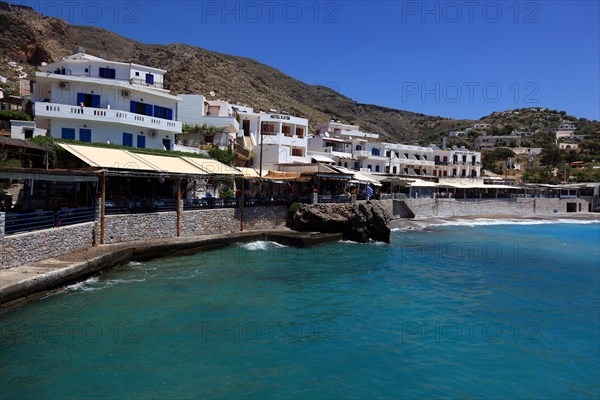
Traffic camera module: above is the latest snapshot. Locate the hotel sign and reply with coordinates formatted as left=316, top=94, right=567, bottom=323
left=270, top=114, right=291, bottom=120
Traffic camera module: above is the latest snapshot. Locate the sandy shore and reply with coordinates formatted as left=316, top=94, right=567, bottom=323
left=389, top=213, right=600, bottom=230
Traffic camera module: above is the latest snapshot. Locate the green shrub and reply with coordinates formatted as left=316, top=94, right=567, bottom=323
left=0, top=110, right=31, bottom=121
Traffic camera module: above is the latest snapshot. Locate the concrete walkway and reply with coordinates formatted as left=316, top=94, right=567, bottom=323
left=0, top=229, right=342, bottom=306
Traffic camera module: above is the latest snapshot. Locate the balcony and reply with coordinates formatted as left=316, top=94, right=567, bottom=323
left=197, top=115, right=240, bottom=133
left=353, top=150, right=371, bottom=158
left=35, top=102, right=182, bottom=134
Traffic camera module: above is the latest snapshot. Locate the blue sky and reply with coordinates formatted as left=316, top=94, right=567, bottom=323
left=15, top=0, right=600, bottom=120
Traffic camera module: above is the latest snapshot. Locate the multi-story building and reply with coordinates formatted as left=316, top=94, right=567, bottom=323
left=236, top=110, right=309, bottom=171
left=474, top=134, right=522, bottom=150
left=432, top=147, right=481, bottom=178
left=33, top=49, right=182, bottom=150
left=177, top=94, right=239, bottom=148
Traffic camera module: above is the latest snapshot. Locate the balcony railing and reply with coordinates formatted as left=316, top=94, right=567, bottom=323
left=35, top=102, right=182, bottom=133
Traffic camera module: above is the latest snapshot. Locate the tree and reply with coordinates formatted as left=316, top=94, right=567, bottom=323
left=500, top=125, right=514, bottom=135
left=540, top=144, right=562, bottom=167
left=208, top=145, right=233, bottom=166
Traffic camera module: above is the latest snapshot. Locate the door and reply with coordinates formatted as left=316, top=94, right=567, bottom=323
left=162, top=138, right=171, bottom=151
left=242, top=120, right=250, bottom=136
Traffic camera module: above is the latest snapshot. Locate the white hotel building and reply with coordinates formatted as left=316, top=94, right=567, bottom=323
left=309, top=121, right=481, bottom=178
left=33, top=50, right=182, bottom=150
left=235, top=110, right=310, bottom=170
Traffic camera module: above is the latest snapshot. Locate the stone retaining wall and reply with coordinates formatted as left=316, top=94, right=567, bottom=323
left=402, top=197, right=593, bottom=218
left=1, top=222, right=95, bottom=269
left=0, top=206, right=287, bottom=268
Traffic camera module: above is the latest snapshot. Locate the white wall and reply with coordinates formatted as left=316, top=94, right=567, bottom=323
left=46, top=120, right=175, bottom=150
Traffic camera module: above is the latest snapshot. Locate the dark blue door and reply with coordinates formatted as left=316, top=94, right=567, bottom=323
left=61, top=128, right=75, bottom=140
left=123, top=132, right=133, bottom=147
left=79, top=128, right=91, bottom=142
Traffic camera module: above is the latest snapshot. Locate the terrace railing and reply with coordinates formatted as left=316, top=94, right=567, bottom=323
left=5, top=207, right=96, bottom=235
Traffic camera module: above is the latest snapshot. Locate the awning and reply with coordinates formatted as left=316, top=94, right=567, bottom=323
left=0, top=167, right=99, bottom=182
left=181, top=157, right=241, bottom=176
left=129, top=153, right=210, bottom=176
left=330, top=166, right=382, bottom=186
left=311, top=154, right=335, bottom=163
left=58, top=143, right=239, bottom=177
left=264, top=171, right=301, bottom=180
left=58, top=143, right=158, bottom=172
left=236, top=167, right=263, bottom=178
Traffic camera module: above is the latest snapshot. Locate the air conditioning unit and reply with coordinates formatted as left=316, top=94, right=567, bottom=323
left=121, top=89, right=131, bottom=97
left=149, top=130, right=157, bottom=138
left=59, top=82, right=69, bottom=89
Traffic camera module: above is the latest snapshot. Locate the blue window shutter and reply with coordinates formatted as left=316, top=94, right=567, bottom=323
left=123, top=132, right=133, bottom=147
left=137, top=135, right=146, bottom=149
left=130, top=101, right=137, bottom=113
left=145, top=104, right=153, bottom=116
left=61, top=128, right=75, bottom=140
left=77, top=93, right=85, bottom=105
left=91, top=94, right=101, bottom=108
left=153, top=105, right=161, bottom=118
left=145, top=74, right=154, bottom=84
left=79, top=128, right=91, bottom=142
left=166, top=108, right=173, bottom=120
left=109, top=69, right=116, bottom=79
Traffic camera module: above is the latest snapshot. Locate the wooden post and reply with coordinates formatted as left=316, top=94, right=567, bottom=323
left=240, top=178, right=244, bottom=232
left=176, top=178, right=182, bottom=237
left=100, top=172, right=106, bottom=245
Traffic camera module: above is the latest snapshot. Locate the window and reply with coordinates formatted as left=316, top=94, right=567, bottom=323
left=260, top=122, right=276, bottom=135
left=135, top=72, right=140, bottom=76
left=84, top=68, right=89, bottom=73
left=355, top=145, right=362, bottom=151
left=367, top=164, right=372, bottom=170
left=61, top=128, right=75, bottom=140
left=123, top=132, right=133, bottom=147
left=282, top=125, right=292, bottom=137
left=99, top=67, right=116, bottom=79
left=371, top=148, right=380, bottom=156
left=145, top=73, right=154, bottom=85
left=23, top=128, right=34, bottom=139
left=137, top=135, right=146, bottom=149
left=354, top=162, right=359, bottom=169
left=154, top=105, right=173, bottom=120
left=77, top=93, right=100, bottom=108
left=79, top=128, right=91, bottom=142
left=375, top=165, right=380, bottom=172
left=296, top=127, right=305, bottom=138
left=130, top=101, right=153, bottom=116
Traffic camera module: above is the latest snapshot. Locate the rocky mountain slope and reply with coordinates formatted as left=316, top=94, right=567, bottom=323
left=1, top=1, right=595, bottom=145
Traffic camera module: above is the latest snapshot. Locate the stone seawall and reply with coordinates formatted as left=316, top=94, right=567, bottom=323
left=1, top=222, right=95, bottom=269
left=0, top=206, right=288, bottom=268
left=402, top=197, right=593, bottom=218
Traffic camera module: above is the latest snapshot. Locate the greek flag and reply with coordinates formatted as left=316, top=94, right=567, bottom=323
left=366, top=184, right=374, bottom=200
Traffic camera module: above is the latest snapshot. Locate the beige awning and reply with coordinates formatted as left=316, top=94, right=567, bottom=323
left=182, top=156, right=241, bottom=176
left=264, top=171, right=301, bottom=180
left=58, top=143, right=158, bottom=172
left=311, top=154, right=335, bottom=163
left=58, top=143, right=236, bottom=177
left=130, top=152, right=209, bottom=176
left=236, top=167, right=263, bottom=178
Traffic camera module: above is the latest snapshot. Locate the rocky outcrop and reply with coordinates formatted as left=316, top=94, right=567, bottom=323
left=289, top=201, right=392, bottom=243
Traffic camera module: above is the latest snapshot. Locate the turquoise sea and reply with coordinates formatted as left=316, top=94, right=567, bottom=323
left=1, top=221, right=599, bottom=399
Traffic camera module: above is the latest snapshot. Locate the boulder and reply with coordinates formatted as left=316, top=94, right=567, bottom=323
left=289, top=201, right=392, bottom=243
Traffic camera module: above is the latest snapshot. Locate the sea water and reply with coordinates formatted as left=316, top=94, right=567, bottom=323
left=1, top=222, right=599, bottom=399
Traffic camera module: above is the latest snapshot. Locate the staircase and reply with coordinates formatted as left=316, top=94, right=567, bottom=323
left=394, top=200, right=415, bottom=218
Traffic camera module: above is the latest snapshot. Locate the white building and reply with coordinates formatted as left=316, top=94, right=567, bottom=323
left=33, top=49, right=182, bottom=150
left=432, top=147, right=481, bottom=178
left=474, top=134, right=522, bottom=150
left=177, top=94, right=239, bottom=148
left=236, top=110, right=309, bottom=171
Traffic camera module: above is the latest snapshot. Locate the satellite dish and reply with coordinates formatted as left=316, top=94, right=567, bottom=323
left=324, top=132, right=330, bottom=137
left=209, top=91, right=216, bottom=97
